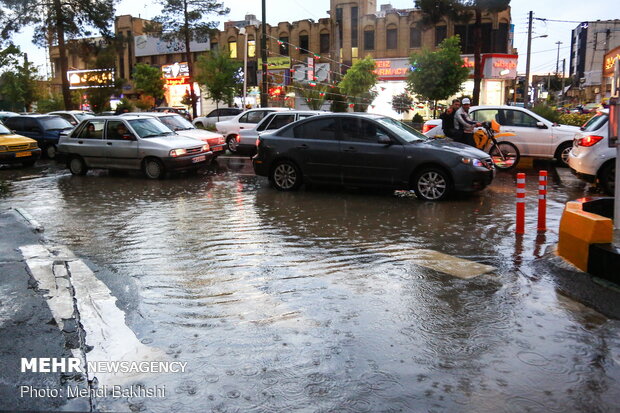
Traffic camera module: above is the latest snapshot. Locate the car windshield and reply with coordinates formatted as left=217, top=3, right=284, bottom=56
left=581, top=113, right=608, bottom=131
left=0, top=123, right=11, bottom=134
left=375, top=117, right=428, bottom=142
left=159, top=115, right=194, bottom=131
left=128, top=118, right=175, bottom=138
left=41, top=117, right=73, bottom=130
left=75, top=113, right=94, bottom=121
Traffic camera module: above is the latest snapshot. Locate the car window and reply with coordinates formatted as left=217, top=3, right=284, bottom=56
left=502, top=110, right=538, bottom=127
left=375, top=117, right=426, bottom=143
left=238, top=113, right=249, bottom=123
left=245, top=110, right=269, bottom=124
left=57, top=113, right=77, bottom=125
left=159, top=114, right=193, bottom=131
left=0, top=123, right=11, bottom=134
left=23, top=118, right=39, bottom=132
left=268, top=114, right=296, bottom=130
left=472, top=109, right=503, bottom=124
left=107, top=121, right=132, bottom=140
left=256, top=113, right=276, bottom=132
left=76, top=120, right=104, bottom=139
left=341, top=118, right=390, bottom=143
left=5, top=117, right=24, bottom=130
left=127, top=118, right=173, bottom=138
left=581, top=113, right=607, bottom=131
left=298, top=114, right=316, bottom=120
left=41, top=117, right=73, bottom=130
left=293, top=117, right=338, bottom=140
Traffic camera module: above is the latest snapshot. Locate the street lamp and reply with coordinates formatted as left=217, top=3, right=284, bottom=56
left=524, top=32, right=548, bottom=108
left=239, top=27, right=248, bottom=109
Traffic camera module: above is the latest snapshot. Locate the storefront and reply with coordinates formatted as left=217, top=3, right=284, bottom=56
left=603, top=46, right=620, bottom=99
left=161, top=62, right=200, bottom=113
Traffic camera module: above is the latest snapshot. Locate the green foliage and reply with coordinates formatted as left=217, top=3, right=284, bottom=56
left=392, top=92, right=413, bottom=114
left=0, top=53, right=43, bottom=112
left=114, top=97, right=133, bottom=113
left=328, top=86, right=348, bottom=113
left=195, top=51, right=241, bottom=108
left=558, top=113, right=594, bottom=127
left=295, top=82, right=328, bottom=110
left=37, top=92, right=65, bottom=113
left=407, top=36, right=470, bottom=103
left=531, top=103, right=561, bottom=123
left=133, top=63, right=165, bottom=101
left=412, top=113, right=425, bottom=123
left=339, top=56, right=378, bottom=112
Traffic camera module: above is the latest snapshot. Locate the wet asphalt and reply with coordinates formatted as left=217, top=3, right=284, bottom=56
left=0, top=156, right=619, bottom=412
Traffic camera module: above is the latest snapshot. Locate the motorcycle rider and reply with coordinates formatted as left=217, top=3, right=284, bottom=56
left=440, top=99, right=462, bottom=141
left=454, top=98, right=481, bottom=147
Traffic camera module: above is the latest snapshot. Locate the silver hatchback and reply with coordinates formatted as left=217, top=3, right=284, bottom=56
left=57, top=116, right=213, bottom=179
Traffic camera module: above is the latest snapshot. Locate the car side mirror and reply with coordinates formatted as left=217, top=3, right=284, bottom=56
left=536, top=121, right=548, bottom=129
left=378, top=135, right=392, bottom=145
left=121, top=133, right=135, bottom=141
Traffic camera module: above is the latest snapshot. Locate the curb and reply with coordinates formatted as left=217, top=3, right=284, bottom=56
left=14, top=207, right=44, bottom=233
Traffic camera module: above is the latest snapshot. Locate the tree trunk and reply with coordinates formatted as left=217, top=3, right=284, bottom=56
left=53, top=0, right=72, bottom=109
left=183, top=0, right=198, bottom=119
left=472, top=8, right=482, bottom=106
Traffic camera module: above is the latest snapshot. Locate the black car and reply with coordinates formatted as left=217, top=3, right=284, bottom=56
left=3, top=115, right=74, bottom=159
left=252, top=113, right=495, bottom=201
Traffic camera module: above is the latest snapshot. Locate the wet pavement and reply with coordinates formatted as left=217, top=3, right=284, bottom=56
left=1, top=157, right=619, bottom=412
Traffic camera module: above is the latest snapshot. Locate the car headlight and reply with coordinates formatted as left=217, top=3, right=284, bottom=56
left=169, top=148, right=187, bottom=157
left=202, top=144, right=209, bottom=152
left=29, top=142, right=38, bottom=149
left=461, top=157, right=484, bottom=167
left=0, top=145, right=7, bottom=152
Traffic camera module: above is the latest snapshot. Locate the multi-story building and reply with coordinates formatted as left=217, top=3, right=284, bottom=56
left=570, top=19, right=620, bottom=102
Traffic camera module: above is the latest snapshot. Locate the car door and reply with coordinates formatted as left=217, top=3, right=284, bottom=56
left=289, top=117, right=341, bottom=183
left=21, top=118, right=43, bottom=142
left=499, top=108, right=553, bottom=157
left=104, top=120, right=140, bottom=169
left=71, top=120, right=107, bottom=167
left=339, top=117, right=405, bottom=186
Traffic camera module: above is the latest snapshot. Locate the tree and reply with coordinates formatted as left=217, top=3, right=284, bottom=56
left=79, top=40, right=124, bottom=113
left=0, top=0, right=116, bottom=110
left=295, top=82, right=328, bottom=110
left=392, top=92, right=414, bottom=114
left=338, top=56, right=378, bottom=112
left=133, top=63, right=166, bottom=104
left=195, top=51, right=241, bottom=116
left=415, top=0, right=511, bottom=106
left=0, top=52, right=43, bottom=112
left=406, top=36, right=470, bottom=117
left=148, top=0, right=229, bottom=118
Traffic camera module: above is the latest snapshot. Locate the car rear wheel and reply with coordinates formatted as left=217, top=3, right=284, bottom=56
left=226, top=135, right=238, bottom=153
left=599, top=163, right=615, bottom=196
left=68, top=156, right=88, bottom=176
left=413, top=167, right=451, bottom=201
left=489, top=142, right=519, bottom=170
left=270, top=160, right=302, bottom=191
left=555, top=142, right=573, bottom=167
left=45, top=144, right=57, bottom=159
left=143, top=158, right=166, bottom=179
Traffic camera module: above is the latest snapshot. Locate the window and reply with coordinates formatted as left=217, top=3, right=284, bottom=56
left=299, top=34, right=309, bottom=53
left=340, top=118, right=389, bottom=142
left=256, top=113, right=276, bottom=131
left=293, top=118, right=338, bottom=140
left=501, top=110, right=538, bottom=128
left=472, top=109, right=502, bottom=123
left=106, top=121, right=132, bottom=140
left=320, top=33, right=330, bottom=54
left=245, top=110, right=270, bottom=124
left=229, top=41, right=237, bottom=58
left=279, top=36, right=289, bottom=56
left=23, top=118, right=38, bottom=132
left=435, top=26, right=447, bottom=46
left=4, top=117, right=23, bottom=131
left=410, top=27, right=421, bottom=48
left=248, top=40, right=256, bottom=57
left=386, top=28, right=397, bottom=50
left=364, top=30, right=375, bottom=50
left=211, top=42, right=219, bottom=52
left=268, top=114, right=296, bottom=130
left=77, top=120, right=104, bottom=139
left=351, top=6, right=358, bottom=47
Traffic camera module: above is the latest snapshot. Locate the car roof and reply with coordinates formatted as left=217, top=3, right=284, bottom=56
left=121, top=112, right=180, bottom=118
left=12, top=114, right=60, bottom=119
left=81, top=115, right=147, bottom=121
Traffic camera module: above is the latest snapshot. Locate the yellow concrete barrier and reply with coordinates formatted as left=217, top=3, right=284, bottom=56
left=558, top=205, right=613, bottom=271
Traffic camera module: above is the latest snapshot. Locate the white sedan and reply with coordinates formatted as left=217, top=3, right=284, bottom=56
left=216, top=107, right=292, bottom=152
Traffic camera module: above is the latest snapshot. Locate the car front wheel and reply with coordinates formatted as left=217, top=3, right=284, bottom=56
left=143, top=158, right=166, bottom=179
left=227, top=135, right=238, bottom=153
left=45, top=144, right=57, bottom=159
left=413, top=168, right=451, bottom=201
left=68, top=156, right=88, bottom=175
left=270, top=160, right=302, bottom=191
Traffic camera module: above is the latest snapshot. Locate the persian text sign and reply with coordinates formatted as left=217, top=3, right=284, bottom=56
left=134, top=35, right=210, bottom=57
left=67, top=69, right=115, bottom=89
left=604, top=46, right=620, bottom=77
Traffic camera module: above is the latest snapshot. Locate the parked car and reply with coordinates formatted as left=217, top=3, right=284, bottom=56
left=47, top=110, right=94, bottom=126
left=237, top=110, right=328, bottom=156
left=252, top=113, right=495, bottom=201
left=0, top=111, right=19, bottom=122
left=568, top=109, right=615, bottom=195
left=216, top=107, right=292, bottom=152
left=121, top=112, right=226, bottom=157
left=0, top=122, right=41, bottom=167
left=192, top=108, right=243, bottom=129
left=3, top=114, right=74, bottom=159
left=152, top=107, right=191, bottom=120
left=57, top=116, right=212, bottom=179
left=422, top=105, right=580, bottom=166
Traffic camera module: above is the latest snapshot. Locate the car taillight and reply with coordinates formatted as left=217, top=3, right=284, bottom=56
left=577, top=135, right=604, bottom=147
left=422, top=124, right=436, bottom=134
left=255, top=138, right=260, bottom=147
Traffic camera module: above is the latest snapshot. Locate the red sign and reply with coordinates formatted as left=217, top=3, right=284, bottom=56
left=165, top=77, right=189, bottom=86
left=373, top=59, right=410, bottom=80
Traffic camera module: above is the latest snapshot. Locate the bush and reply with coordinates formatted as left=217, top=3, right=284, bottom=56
left=558, top=112, right=594, bottom=127
left=531, top=103, right=561, bottom=123
left=412, top=113, right=424, bottom=123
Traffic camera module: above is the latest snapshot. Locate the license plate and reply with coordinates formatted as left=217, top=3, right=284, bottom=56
left=212, top=146, right=223, bottom=151
left=15, top=151, right=32, bottom=158
left=192, top=155, right=206, bottom=163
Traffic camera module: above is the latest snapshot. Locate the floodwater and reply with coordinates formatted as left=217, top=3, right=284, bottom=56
left=1, top=158, right=619, bottom=412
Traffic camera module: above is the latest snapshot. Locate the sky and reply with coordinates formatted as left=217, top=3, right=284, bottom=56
left=8, top=0, right=620, bottom=78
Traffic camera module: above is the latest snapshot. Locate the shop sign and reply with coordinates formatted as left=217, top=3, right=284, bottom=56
left=373, top=58, right=411, bottom=80
left=483, top=54, right=518, bottom=78
left=162, top=62, right=189, bottom=78
left=258, top=57, right=291, bottom=70
left=134, top=35, right=210, bottom=57
left=604, top=46, right=620, bottom=77
left=67, top=69, right=115, bottom=89
left=165, top=77, right=190, bottom=86
left=257, top=69, right=290, bottom=86
left=291, top=63, right=330, bottom=82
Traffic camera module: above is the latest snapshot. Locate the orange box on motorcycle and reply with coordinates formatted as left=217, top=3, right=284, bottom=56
left=474, top=120, right=520, bottom=169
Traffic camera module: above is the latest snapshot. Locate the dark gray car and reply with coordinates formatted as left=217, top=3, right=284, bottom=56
left=252, top=113, right=495, bottom=201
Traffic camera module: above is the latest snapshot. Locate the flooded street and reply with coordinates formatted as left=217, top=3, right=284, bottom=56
left=1, top=158, right=619, bottom=412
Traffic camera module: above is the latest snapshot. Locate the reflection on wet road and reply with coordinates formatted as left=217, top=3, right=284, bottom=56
left=2, top=158, right=619, bottom=412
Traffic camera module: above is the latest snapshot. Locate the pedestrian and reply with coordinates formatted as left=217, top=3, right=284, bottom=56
left=454, top=98, right=481, bottom=147
left=439, top=99, right=462, bottom=141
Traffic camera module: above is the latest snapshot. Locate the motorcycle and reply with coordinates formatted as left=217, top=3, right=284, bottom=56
left=473, top=120, right=519, bottom=170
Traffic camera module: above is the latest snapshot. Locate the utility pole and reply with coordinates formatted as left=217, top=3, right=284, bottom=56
left=561, top=58, right=566, bottom=105
left=555, top=41, right=562, bottom=75
left=524, top=11, right=533, bottom=108
left=260, top=0, right=268, bottom=108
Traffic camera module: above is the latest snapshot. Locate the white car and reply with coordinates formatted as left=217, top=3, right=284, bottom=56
left=48, top=110, right=94, bottom=126
left=568, top=110, right=615, bottom=195
left=216, top=107, right=292, bottom=152
left=192, top=107, right=243, bottom=129
left=236, top=110, right=328, bottom=155
left=422, top=105, right=580, bottom=166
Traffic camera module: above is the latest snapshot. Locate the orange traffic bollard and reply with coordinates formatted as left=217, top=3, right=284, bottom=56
left=538, top=170, right=547, bottom=231
left=516, top=173, right=525, bottom=234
